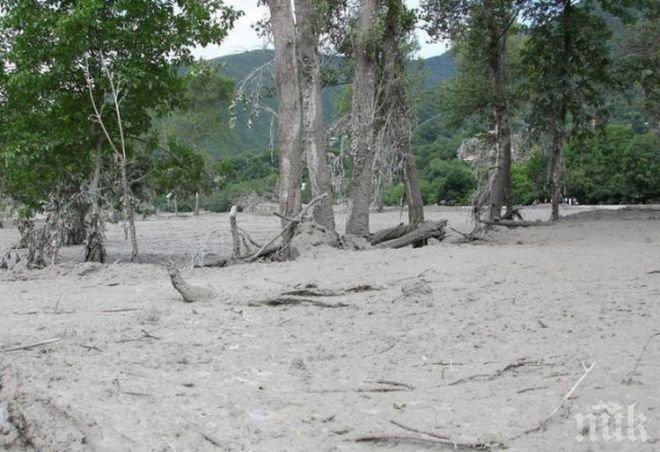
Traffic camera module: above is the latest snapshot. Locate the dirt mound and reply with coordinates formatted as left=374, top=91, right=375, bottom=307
left=290, top=221, right=341, bottom=257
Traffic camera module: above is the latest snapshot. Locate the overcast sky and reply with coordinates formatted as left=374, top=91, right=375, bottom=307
left=192, top=0, right=448, bottom=60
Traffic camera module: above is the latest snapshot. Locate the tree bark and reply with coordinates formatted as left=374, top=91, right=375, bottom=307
left=194, top=192, right=200, bottom=216
left=269, top=0, right=303, bottom=254
left=120, top=156, right=138, bottom=261
left=486, top=17, right=512, bottom=221
left=85, top=140, right=106, bottom=263
left=549, top=127, right=566, bottom=221
left=295, top=0, right=336, bottom=232
left=346, top=0, right=379, bottom=237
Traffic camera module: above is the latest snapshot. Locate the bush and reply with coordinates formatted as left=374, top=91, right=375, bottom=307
left=382, top=183, right=406, bottom=206
left=423, top=159, right=476, bottom=205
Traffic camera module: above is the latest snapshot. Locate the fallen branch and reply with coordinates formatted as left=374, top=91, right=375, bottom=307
left=623, top=332, right=660, bottom=385
left=353, top=420, right=497, bottom=450
left=250, top=296, right=348, bottom=308
left=377, top=220, right=448, bottom=249
left=247, top=194, right=327, bottom=262
left=448, top=359, right=541, bottom=386
left=1, top=337, right=61, bottom=353
left=478, top=219, right=550, bottom=228
left=516, top=361, right=596, bottom=437
left=368, top=223, right=411, bottom=245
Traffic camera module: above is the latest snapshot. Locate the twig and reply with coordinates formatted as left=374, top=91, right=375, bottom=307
left=390, top=420, right=450, bottom=440
left=1, top=337, right=62, bottom=353
left=448, top=359, right=541, bottom=386
left=100, top=308, right=139, bottom=313
left=141, top=329, right=161, bottom=340
left=517, top=361, right=596, bottom=437
left=78, top=344, right=103, bottom=352
left=623, top=332, right=660, bottom=385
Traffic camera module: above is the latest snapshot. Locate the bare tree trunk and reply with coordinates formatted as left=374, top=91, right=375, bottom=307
left=85, top=140, right=106, bottom=263
left=120, top=156, right=138, bottom=261
left=295, top=0, right=336, bottom=232
left=346, top=0, right=379, bottom=237
left=269, top=0, right=303, bottom=254
left=194, top=192, right=200, bottom=216
left=549, top=128, right=565, bottom=221
left=486, top=22, right=512, bottom=221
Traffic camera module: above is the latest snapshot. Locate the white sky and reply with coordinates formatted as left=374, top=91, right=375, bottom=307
left=192, top=0, right=448, bottom=60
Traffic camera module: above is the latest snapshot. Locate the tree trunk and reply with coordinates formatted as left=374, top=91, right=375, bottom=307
left=269, top=0, right=303, bottom=254
left=120, top=156, right=138, bottom=261
left=295, top=0, right=336, bottom=232
left=85, top=140, right=106, bottom=263
left=486, top=17, right=512, bottom=221
left=549, top=128, right=565, bottom=221
left=346, top=0, right=379, bottom=237
left=194, top=192, right=200, bottom=215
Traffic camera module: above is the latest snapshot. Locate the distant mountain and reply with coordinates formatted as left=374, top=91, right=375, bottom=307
left=203, top=49, right=456, bottom=159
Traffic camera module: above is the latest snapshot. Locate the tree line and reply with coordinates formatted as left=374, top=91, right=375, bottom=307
left=0, top=0, right=657, bottom=266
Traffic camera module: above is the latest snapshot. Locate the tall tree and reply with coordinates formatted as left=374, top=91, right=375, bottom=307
left=346, top=0, right=379, bottom=236
left=422, top=0, right=520, bottom=220
left=267, top=0, right=304, bottom=253
left=0, top=0, right=240, bottom=262
left=379, top=0, right=425, bottom=229
left=295, top=0, right=338, bottom=232
left=522, top=0, right=616, bottom=220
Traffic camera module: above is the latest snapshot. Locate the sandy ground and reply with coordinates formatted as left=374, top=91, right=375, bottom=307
left=1, top=205, right=659, bottom=451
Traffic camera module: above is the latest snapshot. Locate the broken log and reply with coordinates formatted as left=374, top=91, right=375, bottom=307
left=377, top=220, right=447, bottom=249
left=479, top=219, right=550, bottom=228
left=368, top=223, right=412, bottom=245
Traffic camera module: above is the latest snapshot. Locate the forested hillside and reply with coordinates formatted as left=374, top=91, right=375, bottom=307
left=204, top=49, right=457, bottom=158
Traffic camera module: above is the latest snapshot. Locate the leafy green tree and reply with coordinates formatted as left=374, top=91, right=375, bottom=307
left=422, top=0, right=522, bottom=219
left=0, top=0, right=240, bottom=260
left=521, top=0, right=621, bottom=219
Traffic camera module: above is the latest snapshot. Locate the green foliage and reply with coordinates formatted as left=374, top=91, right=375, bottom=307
left=0, top=0, right=241, bottom=211
left=148, top=139, right=210, bottom=198
left=510, top=148, right=550, bottom=204
left=422, top=159, right=476, bottom=205
left=382, top=183, right=406, bottom=206
left=565, top=125, right=659, bottom=203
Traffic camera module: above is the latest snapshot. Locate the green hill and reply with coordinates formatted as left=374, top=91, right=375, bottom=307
left=203, top=50, right=456, bottom=159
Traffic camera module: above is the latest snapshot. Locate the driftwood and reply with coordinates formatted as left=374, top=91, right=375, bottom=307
left=1, top=337, right=62, bottom=353
left=479, top=219, right=550, bottom=228
left=247, top=193, right=328, bottom=262
left=376, top=220, right=447, bottom=249
left=250, top=296, right=348, bottom=308
left=368, top=223, right=411, bottom=245
left=167, top=264, right=215, bottom=303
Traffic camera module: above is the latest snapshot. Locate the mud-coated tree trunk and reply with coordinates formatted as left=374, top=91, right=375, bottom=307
left=346, top=0, right=379, bottom=237
left=194, top=192, right=200, bottom=216
left=295, top=0, right=336, bottom=232
left=486, top=18, right=512, bottom=221
left=85, top=140, right=106, bottom=262
left=269, top=0, right=303, bottom=253
left=119, top=156, right=138, bottom=261
left=549, top=126, right=566, bottom=221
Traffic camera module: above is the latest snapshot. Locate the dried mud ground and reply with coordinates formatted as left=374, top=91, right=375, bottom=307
left=1, top=205, right=659, bottom=452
